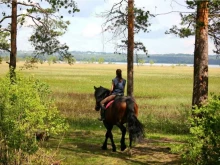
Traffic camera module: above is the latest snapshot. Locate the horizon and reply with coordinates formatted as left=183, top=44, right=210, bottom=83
left=10, top=50, right=219, bottom=56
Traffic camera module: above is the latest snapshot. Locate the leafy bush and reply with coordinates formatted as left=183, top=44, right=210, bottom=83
left=182, top=94, right=220, bottom=165
left=0, top=72, right=69, bottom=164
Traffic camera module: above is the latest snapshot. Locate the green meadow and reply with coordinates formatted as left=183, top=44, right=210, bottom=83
left=0, top=62, right=220, bottom=164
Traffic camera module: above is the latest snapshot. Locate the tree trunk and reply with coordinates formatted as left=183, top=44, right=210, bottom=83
left=10, top=0, right=17, bottom=79
left=127, top=0, right=134, bottom=97
left=192, top=1, right=209, bottom=107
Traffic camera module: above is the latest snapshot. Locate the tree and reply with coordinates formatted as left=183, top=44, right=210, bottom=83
left=192, top=1, right=209, bottom=107
left=137, top=59, right=145, bottom=66
left=166, top=0, right=220, bottom=107
left=102, top=0, right=152, bottom=96
left=127, top=0, right=134, bottom=96
left=0, top=0, right=79, bottom=78
left=10, top=0, right=17, bottom=79
left=98, top=57, right=105, bottom=64
left=149, top=60, right=154, bottom=66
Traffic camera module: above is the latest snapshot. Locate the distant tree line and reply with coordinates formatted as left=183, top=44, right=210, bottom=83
left=1, top=51, right=219, bottom=65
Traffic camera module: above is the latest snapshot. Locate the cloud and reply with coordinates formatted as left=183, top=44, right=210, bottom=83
left=17, top=27, right=33, bottom=51
left=82, top=23, right=102, bottom=38
left=74, top=0, right=105, bottom=18
left=12, top=0, right=216, bottom=55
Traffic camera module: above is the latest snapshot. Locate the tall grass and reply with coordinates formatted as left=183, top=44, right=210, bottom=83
left=1, top=62, right=220, bottom=164
left=1, top=62, right=220, bottom=134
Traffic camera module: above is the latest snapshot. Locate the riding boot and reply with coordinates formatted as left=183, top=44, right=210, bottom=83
left=98, top=105, right=106, bottom=121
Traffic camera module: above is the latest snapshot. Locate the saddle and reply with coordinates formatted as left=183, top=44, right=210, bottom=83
left=105, top=94, right=123, bottom=109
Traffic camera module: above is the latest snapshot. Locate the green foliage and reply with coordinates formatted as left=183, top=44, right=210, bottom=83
left=0, top=72, right=68, bottom=164
left=47, top=56, right=57, bottom=65
left=149, top=60, right=154, bottom=65
left=48, top=0, right=79, bottom=14
left=0, top=0, right=79, bottom=64
left=138, top=59, right=145, bottom=65
left=98, top=57, right=104, bottom=64
left=20, top=56, right=39, bottom=70
left=182, top=94, right=220, bottom=165
left=29, top=18, right=74, bottom=65
left=0, top=31, right=10, bottom=52
left=89, top=57, right=96, bottom=63
left=63, top=56, right=76, bottom=64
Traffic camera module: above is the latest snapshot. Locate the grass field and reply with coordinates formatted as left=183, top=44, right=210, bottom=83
left=0, top=62, right=220, bottom=164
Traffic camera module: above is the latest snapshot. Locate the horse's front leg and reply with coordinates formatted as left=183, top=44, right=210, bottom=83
left=102, top=130, right=108, bottom=150
left=103, top=122, right=116, bottom=152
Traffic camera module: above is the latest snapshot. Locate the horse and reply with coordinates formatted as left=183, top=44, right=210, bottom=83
left=94, top=86, right=144, bottom=152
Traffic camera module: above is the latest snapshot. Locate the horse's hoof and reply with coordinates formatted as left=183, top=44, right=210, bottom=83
left=101, top=146, right=107, bottom=150
left=121, top=146, right=127, bottom=151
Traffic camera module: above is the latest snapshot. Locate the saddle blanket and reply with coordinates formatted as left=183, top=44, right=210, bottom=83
left=105, top=100, right=114, bottom=109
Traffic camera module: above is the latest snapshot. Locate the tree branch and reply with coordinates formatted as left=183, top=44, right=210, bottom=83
left=154, top=11, right=194, bottom=16
left=17, top=14, right=45, bottom=26
left=0, top=47, right=11, bottom=53
left=0, top=15, right=12, bottom=23
left=17, top=2, right=48, bottom=14
left=108, top=0, right=125, bottom=16
left=0, top=28, right=10, bottom=32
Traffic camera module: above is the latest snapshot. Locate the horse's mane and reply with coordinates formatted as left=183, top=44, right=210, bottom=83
left=94, top=86, right=110, bottom=101
left=100, top=86, right=110, bottom=92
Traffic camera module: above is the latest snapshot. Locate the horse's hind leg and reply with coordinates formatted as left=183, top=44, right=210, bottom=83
left=129, top=134, right=132, bottom=147
left=117, top=124, right=127, bottom=151
left=109, top=129, right=116, bottom=152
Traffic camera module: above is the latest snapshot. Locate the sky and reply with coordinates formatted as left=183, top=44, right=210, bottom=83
left=16, top=0, right=216, bottom=54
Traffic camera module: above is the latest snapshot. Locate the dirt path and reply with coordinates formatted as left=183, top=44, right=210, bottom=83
left=56, top=131, right=182, bottom=165
left=129, top=138, right=181, bottom=164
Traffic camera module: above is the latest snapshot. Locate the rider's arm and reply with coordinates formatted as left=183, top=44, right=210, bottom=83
left=110, top=81, right=114, bottom=94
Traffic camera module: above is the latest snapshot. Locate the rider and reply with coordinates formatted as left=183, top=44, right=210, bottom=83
left=99, top=69, right=126, bottom=121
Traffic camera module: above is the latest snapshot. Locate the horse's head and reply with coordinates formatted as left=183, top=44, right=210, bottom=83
left=94, top=86, right=110, bottom=111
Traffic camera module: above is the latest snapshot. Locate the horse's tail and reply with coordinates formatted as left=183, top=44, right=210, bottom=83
left=126, top=97, right=144, bottom=147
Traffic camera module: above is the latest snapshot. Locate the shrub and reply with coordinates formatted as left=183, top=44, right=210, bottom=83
left=182, top=94, right=220, bottom=165
left=0, top=72, right=69, bottom=164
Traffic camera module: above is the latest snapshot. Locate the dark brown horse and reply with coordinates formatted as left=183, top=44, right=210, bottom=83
left=94, top=86, right=144, bottom=152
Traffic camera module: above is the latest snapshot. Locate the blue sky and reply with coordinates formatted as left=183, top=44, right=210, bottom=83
left=16, top=0, right=215, bottom=54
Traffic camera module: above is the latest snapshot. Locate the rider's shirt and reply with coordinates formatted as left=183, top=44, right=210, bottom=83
left=112, top=77, right=126, bottom=95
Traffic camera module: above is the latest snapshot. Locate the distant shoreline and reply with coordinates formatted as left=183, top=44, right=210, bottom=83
left=75, top=61, right=220, bottom=68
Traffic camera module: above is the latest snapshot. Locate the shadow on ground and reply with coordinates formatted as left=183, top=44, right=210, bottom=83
left=49, top=130, right=181, bottom=165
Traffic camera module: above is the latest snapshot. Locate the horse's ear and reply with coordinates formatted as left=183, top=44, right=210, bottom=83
left=94, top=86, right=97, bottom=89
